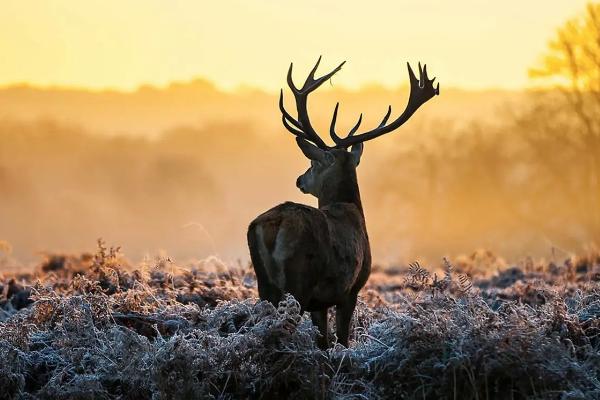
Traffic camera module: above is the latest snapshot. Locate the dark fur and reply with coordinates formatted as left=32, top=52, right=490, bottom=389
left=248, top=151, right=371, bottom=348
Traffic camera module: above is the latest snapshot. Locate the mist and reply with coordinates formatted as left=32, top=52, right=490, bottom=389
left=0, top=81, right=597, bottom=266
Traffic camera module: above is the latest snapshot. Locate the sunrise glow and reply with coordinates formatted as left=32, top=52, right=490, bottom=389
left=0, top=0, right=589, bottom=91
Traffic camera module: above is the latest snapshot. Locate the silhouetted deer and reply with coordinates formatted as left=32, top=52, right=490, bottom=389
left=248, top=57, right=439, bottom=348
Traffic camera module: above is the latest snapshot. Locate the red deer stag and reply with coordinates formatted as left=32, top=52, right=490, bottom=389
left=248, top=57, right=439, bottom=348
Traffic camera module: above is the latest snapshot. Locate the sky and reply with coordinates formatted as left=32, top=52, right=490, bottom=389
left=0, top=0, right=590, bottom=91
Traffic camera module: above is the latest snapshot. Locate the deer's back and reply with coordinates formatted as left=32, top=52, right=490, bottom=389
left=248, top=201, right=370, bottom=309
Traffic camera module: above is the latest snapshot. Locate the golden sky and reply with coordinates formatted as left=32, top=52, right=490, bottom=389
left=0, top=0, right=589, bottom=91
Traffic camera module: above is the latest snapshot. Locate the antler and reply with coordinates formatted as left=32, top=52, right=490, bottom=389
left=279, top=58, right=439, bottom=150
left=279, top=56, right=345, bottom=149
left=329, top=62, right=439, bottom=149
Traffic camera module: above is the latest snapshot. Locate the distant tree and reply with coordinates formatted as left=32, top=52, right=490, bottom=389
left=357, top=3, right=600, bottom=258
left=529, top=2, right=600, bottom=137
left=521, top=2, right=600, bottom=246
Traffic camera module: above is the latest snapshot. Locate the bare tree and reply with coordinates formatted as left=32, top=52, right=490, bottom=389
left=526, top=2, right=600, bottom=243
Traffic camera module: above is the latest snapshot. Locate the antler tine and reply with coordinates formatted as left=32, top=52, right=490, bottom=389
left=281, top=115, right=307, bottom=138
left=348, top=114, right=363, bottom=136
left=310, top=61, right=346, bottom=91
left=306, top=55, right=322, bottom=83
left=279, top=88, right=314, bottom=142
left=282, top=64, right=327, bottom=147
left=301, top=56, right=345, bottom=93
left=330, top=61, right=439, bottom=149
left=330, top=102, right=364, bottom=147
left=279, top=89, right=302, bottom=130
left=407, top=62, right=418, bottom=85
left=287, top=63, right=300, bottom=94
left=329, top=102, right=343, bottom=143
left=281, top=57, right=346, bottom=149
left=378, top=106, right=392, bottom=128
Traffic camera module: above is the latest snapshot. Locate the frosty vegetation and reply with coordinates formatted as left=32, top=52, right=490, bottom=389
left=1, top=241, right=599, bottom=399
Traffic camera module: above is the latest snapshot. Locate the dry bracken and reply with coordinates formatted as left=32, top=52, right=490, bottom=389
left=0, top=243, right=599, bottom=399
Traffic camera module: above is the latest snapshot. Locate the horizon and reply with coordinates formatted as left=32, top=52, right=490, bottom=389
left=0, top=75, right=536, bottom=94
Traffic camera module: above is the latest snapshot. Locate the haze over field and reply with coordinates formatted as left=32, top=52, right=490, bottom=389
left=0, top=1, right=599, bottom=266
left=0, top=82, right=523, bottom=136
left=0, top=80, right=594, bottom=265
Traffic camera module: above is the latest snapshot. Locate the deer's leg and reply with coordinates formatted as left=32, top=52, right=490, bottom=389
left=310, top=309, right=329, bottom=349
left=335, top=294, right=358, bottom=347
left=248, top=238, right=272, bottom=302
left=248, top=223, right=285, bottom=306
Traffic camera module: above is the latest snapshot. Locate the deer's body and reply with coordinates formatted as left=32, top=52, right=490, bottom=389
left=248, top=201, right=370, bottom=310
left=248, top=57, right=438, bottom=348
left=248, top=150, right=371, bottom=346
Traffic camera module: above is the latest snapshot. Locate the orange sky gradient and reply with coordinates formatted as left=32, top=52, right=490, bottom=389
left=0, top=0, right=590, bottom=92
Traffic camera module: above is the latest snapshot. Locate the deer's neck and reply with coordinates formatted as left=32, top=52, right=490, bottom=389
left=318, top=170, right=364, bottom=215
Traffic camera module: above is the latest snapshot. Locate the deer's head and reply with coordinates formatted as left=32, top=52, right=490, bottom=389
left=280, top=57, right=439, bottom=200
left=294, top=139, right=362, bottom=196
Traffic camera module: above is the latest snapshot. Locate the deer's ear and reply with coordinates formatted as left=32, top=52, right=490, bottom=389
left=296, top=137, right=326, bottom=162
left=350, top=142, right=363, bottom=166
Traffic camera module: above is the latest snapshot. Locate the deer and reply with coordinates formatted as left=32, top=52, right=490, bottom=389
left=247, top=57, right=439, bottom=348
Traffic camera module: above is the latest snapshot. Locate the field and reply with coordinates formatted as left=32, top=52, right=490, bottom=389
left=2, top=2, right=600, bottom=399
left=1, top=242, right=599, bottom=400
